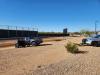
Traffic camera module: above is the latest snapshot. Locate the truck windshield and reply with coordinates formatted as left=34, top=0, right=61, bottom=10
left=94, top=35, right=100, bottom=38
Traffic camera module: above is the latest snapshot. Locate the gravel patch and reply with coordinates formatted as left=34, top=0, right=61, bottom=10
left=29, top=46, right=100, bottom=75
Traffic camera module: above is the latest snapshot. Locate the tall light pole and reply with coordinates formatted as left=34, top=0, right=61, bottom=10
left=95, top=21, right=98, bottom=35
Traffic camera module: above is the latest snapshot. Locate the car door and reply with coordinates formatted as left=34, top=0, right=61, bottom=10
left=97, top=35, right=100, bottom=41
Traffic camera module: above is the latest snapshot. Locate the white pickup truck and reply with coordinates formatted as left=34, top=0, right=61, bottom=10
left=82, top=35, right=100, bottom=47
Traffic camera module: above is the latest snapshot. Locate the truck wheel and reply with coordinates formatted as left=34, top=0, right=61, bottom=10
left=95, top=42, right=99, bottom=47
left=35, top=42, right=40, bottom=46
left=27, top=44, right=30, bottom=47
left=31, top=42, right=36, bottom=46
left=92, top=41, right=98, bottom=47
left=91, top=41, right=95, bottom=46
left=15, top=43, right=19, bottom=48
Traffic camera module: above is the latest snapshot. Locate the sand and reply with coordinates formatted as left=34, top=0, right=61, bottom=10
left=0, top=37, right=100, bottom=75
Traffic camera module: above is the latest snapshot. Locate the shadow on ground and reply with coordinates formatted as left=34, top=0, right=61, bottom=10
left=73, top=43, right=89, bottom=47
left=39, top=44, right=53, bottom=46
left=74, top=51, right=88, bottom=54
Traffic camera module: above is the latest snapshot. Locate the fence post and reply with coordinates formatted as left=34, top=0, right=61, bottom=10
left=36, top=28, right=38, bottom=37
left=22, top=27, right=24, bottom=37
left=7, top=25, right=10, bottom=38
left=28, top=27, right=30, bottom=37
left=16, top=26, right=17, bottom=37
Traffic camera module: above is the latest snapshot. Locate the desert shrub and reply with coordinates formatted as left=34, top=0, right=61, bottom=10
left=65, top=42, right=79, bottom=53
left=80, top=29, right=94, bottom=37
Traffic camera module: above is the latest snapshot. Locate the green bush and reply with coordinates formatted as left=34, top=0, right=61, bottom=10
left=65, top=42, right=79, bottom=53
left=80, top=29, right=94, bottom=37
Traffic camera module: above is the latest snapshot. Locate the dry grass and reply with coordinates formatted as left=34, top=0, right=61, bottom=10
left=0, top=37, right=64, bottom=48
left=0, top=43, right=15, bottom=48
left=0, top=40, right=16, bottom=48
left=43, top=37, right=64, bottom=42
left=1, top=37, right=100, bottom=75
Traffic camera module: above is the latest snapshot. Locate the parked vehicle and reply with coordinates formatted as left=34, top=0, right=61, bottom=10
left=15, top=38, right=27, bottom=48
left=15, top=37, right=43, bottom=48
left=82, top=35, right=100, bottom=47
left=30, top=37, right=43, bottom=46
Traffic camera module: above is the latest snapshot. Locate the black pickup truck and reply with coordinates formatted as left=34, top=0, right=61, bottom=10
left=15, top=37, right=43, bottom=48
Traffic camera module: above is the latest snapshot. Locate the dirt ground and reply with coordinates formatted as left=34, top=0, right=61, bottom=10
left=0, top=37, right=100, bottom=75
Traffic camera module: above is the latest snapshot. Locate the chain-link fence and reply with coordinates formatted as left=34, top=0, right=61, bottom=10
left=0, top=25, right=38, bottom=39
left=0, top=25, right=38, bottom=31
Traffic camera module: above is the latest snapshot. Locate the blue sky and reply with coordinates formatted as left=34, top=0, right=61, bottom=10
left=0, top=0, right=100, bottom=32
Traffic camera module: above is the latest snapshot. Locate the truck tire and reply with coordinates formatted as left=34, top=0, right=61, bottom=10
left=91, top=41, right=99, bottom=47
left=91, top=41, right=95, bottom=46
left=31, top=41, right=37, bottom=46
left=15, top=43, right=19, bottom=48
left=35, top=42, right=40, bottom=46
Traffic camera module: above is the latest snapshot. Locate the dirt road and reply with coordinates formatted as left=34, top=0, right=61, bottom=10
left=0, top=37, right=67, bottom=75
left=30, top=37, right=100, bottom=75
left=0, top=37, right=100, bottom=75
